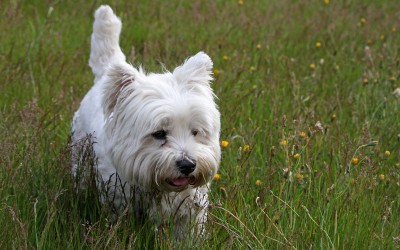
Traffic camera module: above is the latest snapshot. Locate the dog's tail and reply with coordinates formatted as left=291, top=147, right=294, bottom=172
left=89, top=5, right=126, bottom=81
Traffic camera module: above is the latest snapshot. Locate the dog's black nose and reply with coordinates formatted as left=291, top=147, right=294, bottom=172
left=176, top=159, right=196, bottom=175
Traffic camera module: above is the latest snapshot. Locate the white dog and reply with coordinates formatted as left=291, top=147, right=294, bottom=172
left=71, top=5, right=221, bottom=238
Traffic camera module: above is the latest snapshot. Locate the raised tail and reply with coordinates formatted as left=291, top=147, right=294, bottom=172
left=89, top=5, right=126, bottom=81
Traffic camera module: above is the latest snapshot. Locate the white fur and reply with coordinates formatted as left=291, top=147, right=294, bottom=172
left=71, top=5, right=221, bottom=238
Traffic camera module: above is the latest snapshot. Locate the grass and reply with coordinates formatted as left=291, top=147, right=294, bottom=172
left=1, top=0, right=399, bottom=249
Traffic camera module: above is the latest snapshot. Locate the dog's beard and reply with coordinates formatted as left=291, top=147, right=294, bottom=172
left=105, top=133, right=219, bottom=193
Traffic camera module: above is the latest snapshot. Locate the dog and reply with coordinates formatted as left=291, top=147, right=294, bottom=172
left=71, top=5, right=221, bottom=238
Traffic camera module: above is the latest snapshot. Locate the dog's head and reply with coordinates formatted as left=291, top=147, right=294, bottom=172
left=102, top=52, right=221, bottom=192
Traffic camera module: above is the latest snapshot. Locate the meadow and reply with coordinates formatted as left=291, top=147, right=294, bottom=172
left=1, top=0, right=399, bottom=249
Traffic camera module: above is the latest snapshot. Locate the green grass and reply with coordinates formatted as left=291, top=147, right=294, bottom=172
left=1, top=0, right=399, bottom=249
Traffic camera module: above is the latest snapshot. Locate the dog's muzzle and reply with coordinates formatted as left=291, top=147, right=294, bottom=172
left=176, top=158, right=196, bottom=175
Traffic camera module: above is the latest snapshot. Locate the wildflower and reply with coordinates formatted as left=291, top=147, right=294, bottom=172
left=363, top=78, right=369, bottom=84
left=379, top=174, right=385, bottom=180
left=380, top=34, right=385, bottom=40
left=255, top=180, right=262, bottom=186
left=392, top=27, right=397, bottom=32
left=309, top=63, right=316, bottom=70
left=360, top=17, right=367, bottom=24
left=390, top=76, right=396, bottom=81
left=223, top=55, right=229, bottom=61
left=351, top=157, right=359, bottom=165
left=397, top=181, right=400, bottom=187
left=315, top=42, right=321, bottom=47
left=295, top=172, right=303, bottom=181
left=384, top=150, right=391, bottom=157
left=320, top=58, right=325, bottom=65
left=324, top=0, right=329, bottom=4
left=213, top=173, right=221, bottom=181
left=280, top=139, right=288, bottom=146
left=294, top=153, right=300, bottom=159
left=238, top=0, right=244, bottom=5
left=299, top=131, right=307, bottom=138
left=331, top=113, right=336, bottom=120
left=249, top=66, right=255, bottom=71
left=315, top=121, right=324, bottom=132
left=221, top=140, right=229, bottom=148
left=243, top=144, right=250, bottom=152
left=256, top=44, right=261, bottom=49
left=213, top=69, right=219, bottom=75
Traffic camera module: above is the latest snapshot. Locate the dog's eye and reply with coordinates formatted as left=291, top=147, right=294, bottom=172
left=192, top=129, right=199, bottom=136
left=152, top=130, right=167, bottom=140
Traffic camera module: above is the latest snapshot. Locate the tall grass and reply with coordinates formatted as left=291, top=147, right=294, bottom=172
left=1, top=0, right=399, bottom=249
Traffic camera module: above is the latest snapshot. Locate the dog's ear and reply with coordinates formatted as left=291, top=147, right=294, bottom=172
left=173, top=51, right=213, bottom=86
left=103, top=62, right=135, bottom=116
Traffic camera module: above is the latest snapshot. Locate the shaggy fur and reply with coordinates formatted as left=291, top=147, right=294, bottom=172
left=71, top=5, right=221, bottom=238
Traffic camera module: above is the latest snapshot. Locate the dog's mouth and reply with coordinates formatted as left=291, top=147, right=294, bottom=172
left=167, top=176, right=196, bottom=187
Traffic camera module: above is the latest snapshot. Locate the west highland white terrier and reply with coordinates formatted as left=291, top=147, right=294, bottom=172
left=71, top=5, right=221, bottom=238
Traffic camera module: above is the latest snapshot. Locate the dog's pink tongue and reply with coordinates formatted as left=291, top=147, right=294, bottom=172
left=170, top=177, right=189, bottom=187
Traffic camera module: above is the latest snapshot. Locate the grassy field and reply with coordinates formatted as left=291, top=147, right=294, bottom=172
left=1, top=0, right=399, bottom=249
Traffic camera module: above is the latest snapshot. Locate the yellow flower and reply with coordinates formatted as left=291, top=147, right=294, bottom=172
left=324, top=0, right=329, bottom=4
left=309, top=63, right=316, bottom=70
left=379, top=174, right=385, bottom=180
left=384, top=150, right=391, bottom=157
left=221, top=140, right=229, bottom=148
left=249, top=66, right=255, bottom=71
left=315, top=42, right=321, bottom=47
left=280, top=139, right=288, bottom=146
left=213, top=173, right=221, bottom=181
left=238, top=0, right=244, bottom=5
left=390, top=76, right=396, bottom=81
left=223, top=55, right=229, bottom=61
left=363, top=78, right=369, bottom=84
left=256, top=44, right=261, bottom=49
left=213, top=69, right=219, bottom=75
left=255, top=180, right=262, bottom=186
left=294, top=153, right=300, bottom=159
left=360, top=17, right=367, bottom=24
left=351, top=157, right=359, bottom=165
left=295, top=172, right=303, bottom=181
left=243, top=144, right=250, bottom=152
left=331, top=113, right=336, bottom=120
left=299, top=131, right=307, bottom=138
left=380, top=34, right=385, bottom=40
